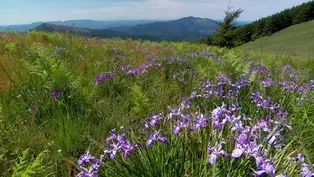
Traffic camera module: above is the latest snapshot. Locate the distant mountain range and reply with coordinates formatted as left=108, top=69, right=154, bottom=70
left=1, top=17, right=221, bottom=42
left=110, top=17, right=218, bottom=42
left=0, top=22, right=44, bottom=32
left=34, top=23, right=133, bottom=38
left=0, top=20, right=162, bottom=32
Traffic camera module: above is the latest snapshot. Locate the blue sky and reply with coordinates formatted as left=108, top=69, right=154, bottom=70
left=0, top=0, right=312, bottom=25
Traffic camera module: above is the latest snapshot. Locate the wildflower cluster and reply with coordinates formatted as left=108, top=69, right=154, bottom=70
left=95, top=72, right=116, bottom=86
left=77, top=52, right=314, bottom=177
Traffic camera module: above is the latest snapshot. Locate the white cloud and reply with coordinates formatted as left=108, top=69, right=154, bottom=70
left=71, top=0, right=225, bottom=20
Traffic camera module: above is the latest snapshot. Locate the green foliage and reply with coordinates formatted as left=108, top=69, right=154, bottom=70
left=212, top=6, right=243, bottom=48
left=234, top=1, right=314, bottom=46
left=12, top=149, right=53, bottom=177
left=199, top=36, right=214, bottom=45
left=292, top=2, right=314, bottom=24
left=129, top=84, right=150, bottom=116
left=0, top=32, right=313, bottom=176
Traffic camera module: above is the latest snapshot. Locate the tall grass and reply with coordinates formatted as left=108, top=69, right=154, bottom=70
left=0, top=32, right=313, bottom=176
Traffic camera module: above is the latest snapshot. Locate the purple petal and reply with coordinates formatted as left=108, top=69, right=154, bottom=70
left=209, top=154, right=218, bottom=165
left=298, top=153, right=305, bottom=163
left=276, top=172, right=289, bottom=177
left=301, top=163, right=314, bottom=177
left=254, top=170, right=267, bottom=176
left=158, top=137, right=168, bottom=144
left=231, top=148, right=243, bottom=158
left=146, top=139, right=154, bottom=147
left=214, top=121, right=222, bottom=129
left=150, top=119, right=157, bottom=127
left=174, top=127, right=181, bottom=135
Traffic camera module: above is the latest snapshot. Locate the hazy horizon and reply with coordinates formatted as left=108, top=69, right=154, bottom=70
left=1, top=0, right=312, bottom=26
left=0, top=17, right=253, bottom=27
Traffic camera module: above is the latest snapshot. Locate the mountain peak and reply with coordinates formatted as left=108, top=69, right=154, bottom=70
left=178, top=16, right=209, bottom=20
left=34, top=23, right=91, bottom=35
left=180, top=16, right=199, bottom=20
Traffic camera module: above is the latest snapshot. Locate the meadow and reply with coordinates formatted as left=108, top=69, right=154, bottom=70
left=238, top=20, right=314, bottom=58
left=0, top=31, right=314, bottom=176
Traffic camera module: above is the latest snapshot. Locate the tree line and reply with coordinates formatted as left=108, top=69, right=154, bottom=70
left=201, top=1, right=314, bottom=48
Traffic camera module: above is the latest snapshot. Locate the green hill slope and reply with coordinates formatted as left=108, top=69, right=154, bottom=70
left=238, top=20, right=314, bottom=58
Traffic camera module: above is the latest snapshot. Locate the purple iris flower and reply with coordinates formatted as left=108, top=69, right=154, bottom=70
left=51, top=89, right=63, bottom=100
left=260, top=98, right=272, bottom=109
left=173, top=114, right=191, bottom=135
left=148, top=114, right=164, bottom=128
left=173, top=126, right=181, bottom=135
left=251, top=125, right=262, bottom=139
left=234, top=76, right=250, bottom=89
left=106, top=129, right=117, bottom=145
left=105, top=129, right=137, bottom=161
left=126, top=68, right=140, bottom=76
left=95, top=72, right=116, bottom=86
left=180, top=98, right=191, bottom=110
left=231, top=119, right=244, bottom=132
left=254, top=157, right=276, bottom=177
left=276, top=109, right=288, bottom=118
left=261, top=77, right=273, bottom=88
left=104, top=145, right=118, bottom=161
left=297, top=86, right=307, bottom=94
left=77, top=149, right=103, bottom=177
left=251, top=91, right=269, bottom=108
left=283, top=65, right=293, bottom=71
left=252, top=91, right=263, bottom=102
left=298, top=153, right=305, bottom=163
left=256, top=65, right=270, bottom=74
left=216, top=87, right=225, bottom=98
left=258, top=119, right=271, bottom=133
left=230, top=103, right=241, bottom=112
left=190, top=91, right=198, bottom=99
left=248, top=143, right=266, bottom=159
left=232, top=148, right=244, bottom=159
left=167, top=106, right=182, bottom=119
left=216, top=74, right=232, bottom=85
left=300, top=163, right=314, bottom=177
left=146, top=129, right=168, bottom=147
left=268, top=132, right=285, bottom=149
left=208, top=141, right=228, bottom=165
left=270, top=104, right=279, bottom=111
left=211, top=104, right=228, bottom=129
left=231, top=133, right=251, bottom=159
left=193, top=114, right=209, bottom=130
left=281, top=81, right=301, bottom=93
left=200, top=81, right=216, bottom=92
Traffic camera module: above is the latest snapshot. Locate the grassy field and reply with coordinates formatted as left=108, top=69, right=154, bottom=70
left=238, top=20, right=314, bottom=58
left=0, top=31, right=314, bottom=176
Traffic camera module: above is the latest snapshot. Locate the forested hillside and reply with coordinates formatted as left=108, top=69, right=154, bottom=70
left=233, top=1, right=314, bottom=46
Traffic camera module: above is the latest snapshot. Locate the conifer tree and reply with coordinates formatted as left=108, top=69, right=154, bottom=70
left=212, top=3, right=243, bottom=48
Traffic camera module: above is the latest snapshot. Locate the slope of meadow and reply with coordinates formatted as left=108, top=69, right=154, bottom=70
left=238, top=20, right=314, bottom=58
left=0, top=32, right=314, bottom=176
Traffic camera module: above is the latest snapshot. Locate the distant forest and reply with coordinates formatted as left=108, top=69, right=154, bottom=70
left=233, top=1, right=314, bottom=46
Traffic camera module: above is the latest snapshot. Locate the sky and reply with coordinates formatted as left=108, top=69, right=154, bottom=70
left=0, top=0, right=312, bottom=25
